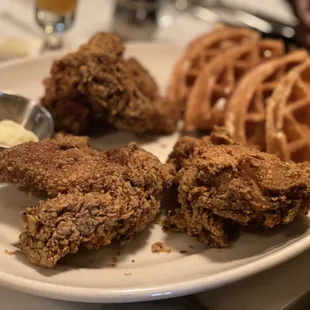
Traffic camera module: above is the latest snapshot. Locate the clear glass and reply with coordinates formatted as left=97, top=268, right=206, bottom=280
left=35, top=0, right=78, bottom=49
left=114, top=0, right=160, bottom=41
left=159, top=0, right=193, bottom=28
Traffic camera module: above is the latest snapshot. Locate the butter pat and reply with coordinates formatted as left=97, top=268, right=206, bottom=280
left=0, top=120, right=38, bottom=147
left=0, top=37, right=42, bottom=60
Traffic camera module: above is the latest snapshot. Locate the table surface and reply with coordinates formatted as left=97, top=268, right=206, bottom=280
left=0, top=0, right=308, bottom=309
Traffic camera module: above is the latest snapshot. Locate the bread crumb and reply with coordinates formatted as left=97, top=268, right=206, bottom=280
left=180, top=250, right=187, bottom=254
left=111, top=256, right=118, bottom=263
left=108, top=263, right=116, bottom=268
left=151, top=242, right=171, bottom=253
left=4, top=249, right=16, bottom=255
left=125, top=272, right=132, bottom=276
left=160, top=143, right=167, bottom=149
left=131, top=259, right=135, bottom=263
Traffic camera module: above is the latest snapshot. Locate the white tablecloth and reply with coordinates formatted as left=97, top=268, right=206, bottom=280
left=0, top=0, right=308, bottom=309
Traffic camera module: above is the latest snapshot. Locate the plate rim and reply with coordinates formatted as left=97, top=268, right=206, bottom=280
left=1, top=47, right=310, bottom=303
left=1, top=234, right=310, bottom=303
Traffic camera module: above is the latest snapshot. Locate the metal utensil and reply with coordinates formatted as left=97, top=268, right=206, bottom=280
left=0, top=92, right=54, bottom=150
left=191, top=1, right=300, bottom=48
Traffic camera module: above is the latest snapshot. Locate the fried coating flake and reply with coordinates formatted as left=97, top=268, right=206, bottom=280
left=166, top=129, right=310, bottom=247
left=0, top=140, right=172, bottom=268
left=151, top=242, right=171, bottom=253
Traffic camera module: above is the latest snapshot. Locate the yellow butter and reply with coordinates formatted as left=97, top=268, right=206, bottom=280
left=0, top=120, right=38, bottom=147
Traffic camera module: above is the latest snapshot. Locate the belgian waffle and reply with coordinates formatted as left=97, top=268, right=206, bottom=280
left=266, top=59, right=310, bottom=163
left=185, top=39, right=285, bottom=131
left=167, top=26, right=259, bottom=103
left=225, top=50, right=308, bottom=150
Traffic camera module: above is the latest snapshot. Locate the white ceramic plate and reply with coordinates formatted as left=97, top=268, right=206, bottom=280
left=1, top=44, right=310, bottom=303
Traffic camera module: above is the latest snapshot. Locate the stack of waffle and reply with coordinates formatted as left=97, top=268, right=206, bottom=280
left=168, top=25, right=310, bottom=163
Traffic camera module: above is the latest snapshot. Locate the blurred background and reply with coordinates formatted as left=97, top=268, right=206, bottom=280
left=0, top=0, right=300, bottom=60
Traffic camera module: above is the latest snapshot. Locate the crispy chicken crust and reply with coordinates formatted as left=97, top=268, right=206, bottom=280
left=41, top=32, right=181, bottom=135
left=53, top=132, right=91, bottom=149
left=0, top=140, right=172, bottom=268
left=125, top=57, right=159, bottom=101
left=166, top=129, right=310, bottom=247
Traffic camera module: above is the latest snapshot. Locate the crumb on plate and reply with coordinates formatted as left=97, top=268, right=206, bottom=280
left=151, top=242, right=171, bottom=253
left=4, top=249, right=16, bottom=255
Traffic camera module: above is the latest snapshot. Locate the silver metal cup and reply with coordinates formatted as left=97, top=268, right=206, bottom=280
left=0, top=93, right=54, bottom=150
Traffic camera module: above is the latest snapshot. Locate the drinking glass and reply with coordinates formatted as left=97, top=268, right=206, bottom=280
left=114, top=0, right=160, bottom=41
left=35, top=0, right=78, bottom=49
left=159, top=0, right=193, bottom=29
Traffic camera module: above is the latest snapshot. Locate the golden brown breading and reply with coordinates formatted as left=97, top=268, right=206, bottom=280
left=20, top=187, right=160, bottom=268
left=53, top=132, right=91, bottom=149
left=166, top=130, right=310, bottom=247
left=0, top=140, right=173, bottom=268
left=125, top=57, right=159, bottom=101
left=81, top=31, right=125, bottom=60
left=41, top=32, right=181, bottom=135
left=0, top=140, right=173, bottom=198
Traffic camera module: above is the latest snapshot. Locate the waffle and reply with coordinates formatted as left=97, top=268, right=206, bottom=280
left=185, top=39, right=285, bottom=131
left=266, top=59, right=310, bottom=163
left=225, top=50, right=308, bottom=151
left=167, top=26, right=259, bottom=103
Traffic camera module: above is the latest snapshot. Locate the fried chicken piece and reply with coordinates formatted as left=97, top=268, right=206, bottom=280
left=0, top=140, right=172, bottom=268
left=166, top=130, right=310, bottom=247
left=41, top=32, right=181, bottom=135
